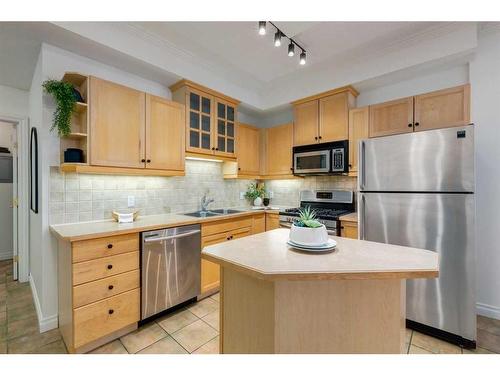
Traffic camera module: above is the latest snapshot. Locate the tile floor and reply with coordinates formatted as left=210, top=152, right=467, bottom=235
left=1, top=259, right=499, bottom=354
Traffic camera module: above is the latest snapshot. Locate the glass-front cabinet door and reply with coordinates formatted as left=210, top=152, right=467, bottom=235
left=214, top=99, right=236, bottom=157
left=187, top=90, right=213, bottom=154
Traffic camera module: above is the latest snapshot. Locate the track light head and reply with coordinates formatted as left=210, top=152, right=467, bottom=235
left=288, top=42, right=295, bottom=57
left=300, top=51, right=306, bottom=65
left=274, top=31, right=281, bottom=47
left=258, top=21, right=266, bottom=36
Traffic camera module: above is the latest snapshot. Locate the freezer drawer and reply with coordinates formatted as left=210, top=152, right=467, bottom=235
left=359, top=125, right=474, bottom=192
left=141, top=224, right=201, bottom=320
left=359, top=192, right=476, bottom=341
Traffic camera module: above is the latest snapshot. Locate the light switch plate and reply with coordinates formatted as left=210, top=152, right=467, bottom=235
left=268, top=191, right=274, bottom=198
left=239, top=192, right=245, bottom=200
left=127, top=196, right=135, bottom=208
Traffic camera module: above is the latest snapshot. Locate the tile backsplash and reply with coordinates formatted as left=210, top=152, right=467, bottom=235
left=49, top=160, right=255, bottom=224
left=264, top=176, right=357, bottom=207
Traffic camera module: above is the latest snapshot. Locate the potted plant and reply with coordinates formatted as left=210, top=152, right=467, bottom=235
left=289, top=206, right=328, bottom=246
left=244, top=183, right=266, bottom=206
left=42, top=79, right=83, bottom=137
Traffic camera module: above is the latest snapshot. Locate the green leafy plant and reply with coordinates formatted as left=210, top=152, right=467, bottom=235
left=244, top=183, right=266, bottom=200
left=294, top=206, right=323, bottom=228
left=42, top=79, right=77, bottom=137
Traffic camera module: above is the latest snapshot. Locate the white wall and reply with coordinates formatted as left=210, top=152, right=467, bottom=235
left=0, top=84, right=29, bottom=117
left=469, top=28, right=500, bottom=320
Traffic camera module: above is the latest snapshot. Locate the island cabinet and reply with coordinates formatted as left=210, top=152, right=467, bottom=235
left=347, top=106, right=369, bottom=175
left=57, top=233, right=140, bottom=353
left=170, top=80, right=240, bottom=160
left=368, top=84, right=470, bottom=138
left=292, top=86, right=358, bottom=147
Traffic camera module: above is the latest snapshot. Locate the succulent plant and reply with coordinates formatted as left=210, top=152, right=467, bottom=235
left=294, top=206, right=323, bottom=228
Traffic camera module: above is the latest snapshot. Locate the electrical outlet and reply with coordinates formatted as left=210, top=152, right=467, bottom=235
left=239, top=192, right=245, bottom=200
left=268, top=191, right=274, bottom=199
left=127, top=196, right=135, bottom=208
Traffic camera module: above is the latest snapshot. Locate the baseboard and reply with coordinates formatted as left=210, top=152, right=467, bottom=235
left=0, top=250, right=12, bottom=261
left=477, top=303, right=500, bottom=320
left=29, top=273, right=58, bottom=333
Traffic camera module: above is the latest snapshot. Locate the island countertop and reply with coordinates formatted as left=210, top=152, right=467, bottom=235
left=202, top=228, right=439, bottom=281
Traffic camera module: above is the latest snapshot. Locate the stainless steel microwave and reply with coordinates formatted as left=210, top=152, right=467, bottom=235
left=293, top=140, right=349, bottom=175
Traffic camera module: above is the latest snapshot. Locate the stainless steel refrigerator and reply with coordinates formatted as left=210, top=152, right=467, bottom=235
left=358, top=125, right=476, bottom=348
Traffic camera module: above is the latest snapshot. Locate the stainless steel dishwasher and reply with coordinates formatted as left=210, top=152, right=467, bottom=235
left=141, top=224, right=201, bottom=320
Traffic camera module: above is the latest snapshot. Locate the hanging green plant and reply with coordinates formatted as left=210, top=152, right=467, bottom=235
left=42, top=79, right=77, bottom=137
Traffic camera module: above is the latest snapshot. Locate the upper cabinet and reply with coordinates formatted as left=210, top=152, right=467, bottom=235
left=368, top=97, right=414, bottom=138
left=292, top=86, right=358, bottom=147
left=61, top=74, right=185, bottom=176
left=348, top=106, right=369, bottom=175
left=236, top=123, right=260, bottom=176
left=171, top=80, right=240, bottom=160
left=368, top=84, right=471, bottom=138
left=262, top=123, right=294, bottom=177
left=414, top=84, right=470, bottom=132
left=90, top=77, right=146, bottom=168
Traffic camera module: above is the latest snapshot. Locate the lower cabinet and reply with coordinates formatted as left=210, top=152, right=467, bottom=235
left=265, top=212, right=280, bottom=231
left=340, top=221, right=358, bottom=239
left=58, top=233, right=140, bottom=353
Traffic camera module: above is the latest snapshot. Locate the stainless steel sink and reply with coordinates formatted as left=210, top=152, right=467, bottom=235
left=183, top=209, right=242, bottom=218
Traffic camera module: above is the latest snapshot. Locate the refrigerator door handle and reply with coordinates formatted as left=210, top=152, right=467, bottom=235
left=359, top=140, right=366, bottom=191
left=358, top=193, right=365, bottom=240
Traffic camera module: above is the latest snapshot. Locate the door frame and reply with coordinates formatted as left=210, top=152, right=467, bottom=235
left=0, top=113, right=29, bottom=282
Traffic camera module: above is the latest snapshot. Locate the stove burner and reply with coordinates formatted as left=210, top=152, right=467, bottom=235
left=283, top=207, right=350, bottom=220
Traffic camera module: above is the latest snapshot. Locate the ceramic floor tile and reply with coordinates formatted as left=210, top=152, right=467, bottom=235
left=477, top=328, right=500, bottom=354
left=171, top=319, right=218, bottom=353
left=120, top=323, right=167, bottom=354
left=156, top=308, right=199, bottom=334
left=7, top=315, right=39, bottom=340
left=7, top=303, right=37, bottom=323
left=0, top=340, right=6, bottom=354
left=463, top=346, right=496, bottom=354
left=90, top=339, right=129, bottom=354
left=477, top=315, right=500, bottom=337
left=408, top=344, right=434, bottom=354
left=187, top=298, right=218, bottom=318
left=210, top=293, right=220, bottom=302
left=201, top=310, right=219, bottom=331
left=7, top=328, right=61, bottom=354
left=138, top=336, right=188, bottom=354
left=30, top=340, right=68, bottom=354
left=192, top=336, right=220, bottom=354
left=411, top=331, right=462, bottom=354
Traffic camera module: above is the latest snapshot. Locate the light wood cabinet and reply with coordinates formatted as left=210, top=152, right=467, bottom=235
left=414, top=84, right=470, bottom=132
left=340, top=221, right=358, bottom=239
left=348, top=107, right=369, bottom=175
left=171, top=80, right=240, bottom=160
left=145, top=94, right=185, bottom=171
left=263, top=123, right=294, bottom=177
left=252, top=213, right=266, bottom=234
left=369, top=97, right=414, bottom=138
left=90, top=77, right=146, bottom=168
left=265, top=212, right=280, bottom=231
left=236, top=123, right=260, bottom=176
left=293, top=100, right=319, bottom=146
left=292, top=86, right=358, bottom=147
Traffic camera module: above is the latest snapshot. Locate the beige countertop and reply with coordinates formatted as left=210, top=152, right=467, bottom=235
left=202, top=228, right=439, bottom=281
left=339, top=212, right=358, bottom=223
left=50, top=208, right=281, bottom=242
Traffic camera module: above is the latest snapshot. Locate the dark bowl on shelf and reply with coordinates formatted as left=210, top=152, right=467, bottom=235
left=64, top=148, right=84, bottom=163
left=263, top=198, right=270, bottom=207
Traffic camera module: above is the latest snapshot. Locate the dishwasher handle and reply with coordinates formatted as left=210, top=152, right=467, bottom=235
left=143, top=229, right=201, bottom=243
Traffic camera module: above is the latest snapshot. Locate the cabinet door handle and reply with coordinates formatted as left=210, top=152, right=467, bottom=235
left=146, top=159, right=151, bottom=163
left=226, top=236, right=231, bottom=240
left=107, top=244, right=113, bottom=249
left=107, top=264, right=113, bottom=270
left=141, top=159, right=146, bottom=162
left=108, top=309, right=114, bottom=315
left=314, top=136, right=318, bottom=140
left=408, top=123, right=412, bottom=128
left=415, top=122, right=420, bottom=127
left=216, top=148, right=219, bottom=151
left=238, top=167, right=241, bottom=171
left=108, top=285, right=114, bottom=290
left=211, top=147, right=215, bottom=150
left=340, top=226, right=345, bottom=229
left=318, top=136, right=322, bottom=140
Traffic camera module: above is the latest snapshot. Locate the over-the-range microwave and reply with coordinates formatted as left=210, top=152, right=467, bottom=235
left=293, top=140, right=349, bottom=175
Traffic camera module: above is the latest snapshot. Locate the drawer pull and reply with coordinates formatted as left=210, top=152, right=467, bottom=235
left=107, top=244, right=113, bottom=249
left=108, top=309, right=114, bottom=315
left=107, top=264, right=113, bottom=270
left=108, top=285, right=114, bottom=290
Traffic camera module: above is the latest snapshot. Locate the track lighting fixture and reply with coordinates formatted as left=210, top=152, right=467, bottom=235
left=300, top=51, right=306, bottom=65
left=274, top=31, right=281, bottom=47
left=258, top=21, right=266, bottom=36
left=258, top=22, right=307, bottom=66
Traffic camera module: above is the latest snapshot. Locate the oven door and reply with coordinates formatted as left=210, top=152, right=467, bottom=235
left=293, top=150, right=330, bottom=174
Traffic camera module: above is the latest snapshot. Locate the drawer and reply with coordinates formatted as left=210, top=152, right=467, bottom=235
left=73, top=251, right=139, bottom=286
left=202, top=226, right=252, bottom=248
left=73, top=233, right=139, bottom=263
left=202, top=216, right=253, bottom=237
left=231, top=226, right=252, bottom=239
left=73, top=288, right=140, bottom=348
left=73, top=269, right=140, bottom=308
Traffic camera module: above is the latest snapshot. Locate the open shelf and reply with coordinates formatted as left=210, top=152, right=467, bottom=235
left=74, top=102, right=88, bottom=113
left=60, top=163, right=185, bottom=177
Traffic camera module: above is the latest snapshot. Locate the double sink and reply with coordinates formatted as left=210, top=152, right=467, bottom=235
left=183, top=208, right=242, bottom=218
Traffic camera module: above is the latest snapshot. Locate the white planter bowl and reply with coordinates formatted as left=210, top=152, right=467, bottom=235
left=289, top=223, right=329, bottom=247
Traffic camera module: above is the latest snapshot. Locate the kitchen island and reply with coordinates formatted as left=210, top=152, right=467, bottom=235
left=202, top=228, right=439, bottom=354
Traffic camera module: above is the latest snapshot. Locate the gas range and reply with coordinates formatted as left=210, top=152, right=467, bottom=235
left=279, top=190, right=355, bottom=235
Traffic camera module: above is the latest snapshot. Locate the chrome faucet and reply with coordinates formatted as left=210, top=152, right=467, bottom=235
left=201, top=193, right=214, bottom=212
